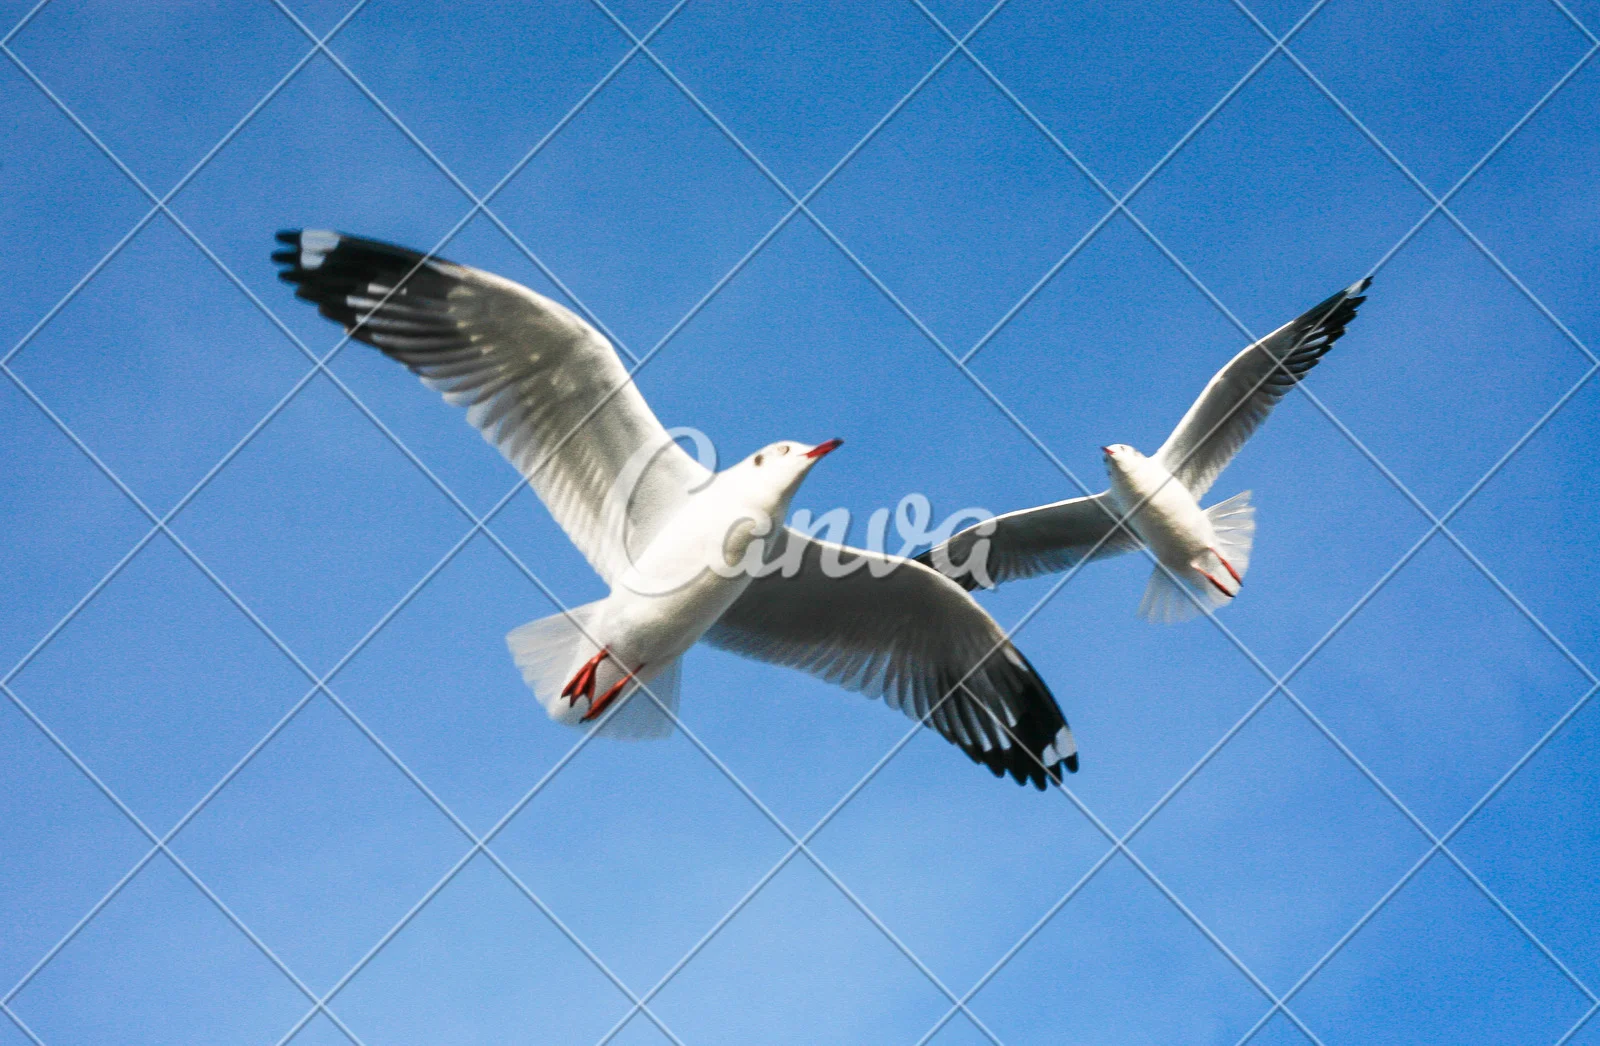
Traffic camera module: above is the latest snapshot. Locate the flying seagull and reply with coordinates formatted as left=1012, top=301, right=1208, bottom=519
left=918, top=280, right=1371, bottom=622
left=274, top=230, right=1076, bottom=787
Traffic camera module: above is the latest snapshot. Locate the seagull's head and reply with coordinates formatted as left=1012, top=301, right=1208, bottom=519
left=730, top=438, right=844, bottom=509
left=1101, top=443, right=1143, bottom=474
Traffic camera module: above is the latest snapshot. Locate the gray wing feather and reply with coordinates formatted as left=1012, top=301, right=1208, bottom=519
left=1156, top=279, right=1370, bottom=499
left=275, top=230, right=711, bottom=582
left=914, top=491, right=1140, bottom=591
left=706, top=527, right=1076, bottom=788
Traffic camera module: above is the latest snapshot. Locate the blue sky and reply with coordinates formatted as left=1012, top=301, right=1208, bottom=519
left=2, top=1, right=1598, bottom=1043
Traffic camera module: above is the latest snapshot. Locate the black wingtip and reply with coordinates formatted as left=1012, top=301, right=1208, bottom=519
left=1280, top=277, right=1371, bottom=367
left=269, top=229, right=464, bottom=355
left=969, top=644, right=1076, bottom=791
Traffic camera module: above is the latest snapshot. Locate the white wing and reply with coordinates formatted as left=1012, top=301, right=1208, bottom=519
left=705, top=527, right=1076, bottom=788
left=914, top=491, right=1141, bottom=591
left=1156, top=279, right=1370, bottom=499
left=275, top=230, right=711, bottom=582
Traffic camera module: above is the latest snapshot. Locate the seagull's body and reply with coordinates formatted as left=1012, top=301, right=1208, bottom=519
left=275, top=230, right=1076, bottom=787
left=534, top=439, right=843, bottom=724
left=920, top=280, right=1370, bottom=621
left=1099, top=445, right=1255, bottom=621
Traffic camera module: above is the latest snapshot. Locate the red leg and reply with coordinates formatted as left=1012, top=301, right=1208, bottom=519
left=561, top=647, right=609, bottom=706
left=1197, top=567, right=1235, bottom=598
left=1210, top=546, right=1242, bottom=585
left=581, top=662, right=646, bottom=722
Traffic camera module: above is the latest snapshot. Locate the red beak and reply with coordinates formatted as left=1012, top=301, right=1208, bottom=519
left=805, top=438, right=844, bottom=460
left=1101, top=446, right=1113, bottom=455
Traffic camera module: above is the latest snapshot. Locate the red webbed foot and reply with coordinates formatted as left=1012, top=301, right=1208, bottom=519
left=581, top=661, right=646, bottom=722
left=561, top=647, right=609, bottom=706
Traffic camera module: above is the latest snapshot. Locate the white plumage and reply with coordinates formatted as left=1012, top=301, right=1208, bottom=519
left=919, top=280, right=1371, bottom=621
left=275, top=230, right=1076, bottom=787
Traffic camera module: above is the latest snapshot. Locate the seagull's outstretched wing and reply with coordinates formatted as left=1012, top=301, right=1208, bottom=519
left=706, top=527, right=1076, bottom=788
left=913, top=491, right=1141, bottom=592
left=1156, top=279, right=1370, bottom=499
left=275, top=230, right=710, bottom=582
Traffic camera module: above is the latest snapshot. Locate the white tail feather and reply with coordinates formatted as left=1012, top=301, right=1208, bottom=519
left=506, top=602, right=680, bottom=740
left=1138, top=566, right=1207, bottom=623
left=1206, top=490, right=1255, bottom=581
left=1138, top=491, right=1255, bottom=624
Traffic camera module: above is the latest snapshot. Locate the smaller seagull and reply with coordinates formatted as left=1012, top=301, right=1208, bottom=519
left=918, top=280, right=1371, bottom=622
left=274, top=230, right=1077, bottom=787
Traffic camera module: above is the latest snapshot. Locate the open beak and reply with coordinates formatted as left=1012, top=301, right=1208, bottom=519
left=805, top=437, right=844, bottom=460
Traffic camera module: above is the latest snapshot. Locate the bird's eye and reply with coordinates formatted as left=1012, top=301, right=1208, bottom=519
left=754, top=454, right=764, bottom=467
left=776, top=445, right=790, bottom=456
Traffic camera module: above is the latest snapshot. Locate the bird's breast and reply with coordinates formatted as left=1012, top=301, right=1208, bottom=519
left=607, top=501, right=760, bottom=658
left=1111, top=462, right=1209, bottom=562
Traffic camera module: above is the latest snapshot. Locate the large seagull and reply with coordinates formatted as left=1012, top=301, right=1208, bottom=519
left=274, top=230, right=1076, bottom=787
left=918, top=280, right=1371, bottom=622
